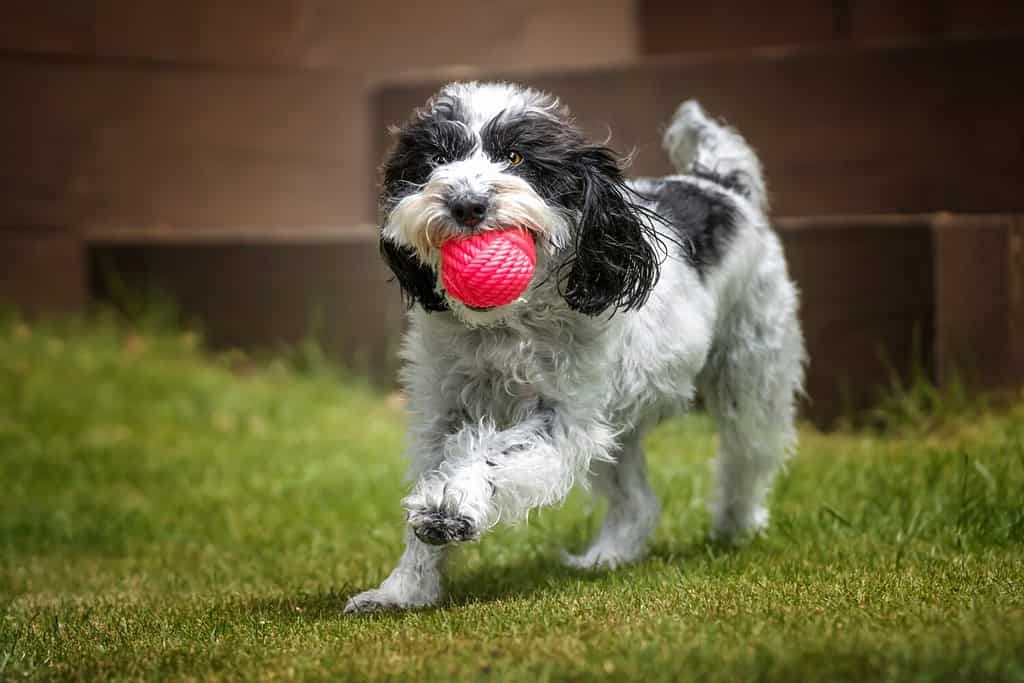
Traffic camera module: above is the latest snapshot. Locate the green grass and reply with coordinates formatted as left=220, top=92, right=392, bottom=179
left=2, top=312, right=1023, bottom=681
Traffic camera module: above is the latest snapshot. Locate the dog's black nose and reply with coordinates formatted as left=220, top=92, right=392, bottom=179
left=448, top=195, right=489, bottom=228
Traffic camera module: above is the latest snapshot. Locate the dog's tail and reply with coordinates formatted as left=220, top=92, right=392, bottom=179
left=662, top=100, right=767, bottom=211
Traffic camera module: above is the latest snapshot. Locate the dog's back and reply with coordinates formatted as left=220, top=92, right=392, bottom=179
left=627, top=101, right=806, bottom=539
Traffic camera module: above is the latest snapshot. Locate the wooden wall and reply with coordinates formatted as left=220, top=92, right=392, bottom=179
left=368, top=36, right=1024, bottom=422
left=89, top=235, right=405, bottom=383
left=0, top=0, right=637, bottom=382
left=933, top=215, right=1024, bottom=390
left=0, top=1, right=638, bottom=233
left=4, top=2, right=1022, bottom=423
left=371, top=37, right=1024, bottom=218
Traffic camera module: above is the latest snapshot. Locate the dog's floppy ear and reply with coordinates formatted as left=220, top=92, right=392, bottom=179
left=380, top=236, right=449, bottom=312
left=560, top=145, right=661, bottom=316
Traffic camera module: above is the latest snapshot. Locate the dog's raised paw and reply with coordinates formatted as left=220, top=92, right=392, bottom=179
left=410, top=511, right=478, bottom=546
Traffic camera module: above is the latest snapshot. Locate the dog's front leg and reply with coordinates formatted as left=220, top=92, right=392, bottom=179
left=343, top=526, right=446, bottom=614
left=345, top=405, right=612, bottom=613
left=405, top=405, right=615, bottom=546
left=344, top=410, right=457, bottom=614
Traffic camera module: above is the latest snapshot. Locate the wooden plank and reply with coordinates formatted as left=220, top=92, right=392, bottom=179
left=1012, top=217, right=1024, bottom=385
left=639, top=0, right=1024, bottom=52
left=849, top=0, right=943, bottom=39
left=0, top=58, right=371, bottom=230
left=849, top=0, right=1024, bottom=39
left=303, top=0, right=637, bottom=73
left=932, top=214, right=1024, bottom=389
left=1, top=0, right=636, bottom=71
left=777, top=216, right=935, bottom=426
left=0, top=228, right=88, bottom=316
left=0, top=1, right=312, bottom=67
left=944, top=0, right=1024, bottom=35
left=638, top=0, right=843, bottom=54
left=371, top=36, right=1024, bottom=217
left=89, top=236, right=405, bottom=383
left=84, top=224, right=377, bottom=244
left=0, top=2, right=95, bottom=58
left=92, top=1, right=308, bottom=68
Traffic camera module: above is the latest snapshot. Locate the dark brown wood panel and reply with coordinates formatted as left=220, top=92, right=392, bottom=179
left=1, top=1, right=636, bottom=71
left=933, top=214, right=1024, bottom=389
left=944, top=0, right=1024, bottom=35
left=1014, top=218, right=1024, bottom=388
left=0, top=2, right=96, bottom=57
left=0, top=228, right=88, bottom=316
left=639, top=0, right=843, bottom=55
left=371, top=37, right=1024, bottom=217
left=777, top=216, right=935, bottom=425
left=639, top=0, right=1024, bottom=53
left=849, top=0, right=944, bottom=39
left=0, top=1, right=314, bottom=67
left=0, top=58, right=371, bottom=230
left=89, top=235, right=405, bottom=383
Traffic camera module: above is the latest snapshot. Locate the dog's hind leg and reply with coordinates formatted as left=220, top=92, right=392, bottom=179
left=563, top=430, right=660, bottom=570
left=699, top=245, right=805, bottom=542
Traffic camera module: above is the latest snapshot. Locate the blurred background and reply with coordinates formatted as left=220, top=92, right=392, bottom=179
left=2, top=0, right=1022, bottom=426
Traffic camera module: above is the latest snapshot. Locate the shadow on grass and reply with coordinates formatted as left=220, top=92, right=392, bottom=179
left=431, top=533, right=728, bottom=609
left=444, top=554, right=603, bottom=608
left=646, top=535, right=739, bottom=564
left=246, top=534, right=730, bottom=622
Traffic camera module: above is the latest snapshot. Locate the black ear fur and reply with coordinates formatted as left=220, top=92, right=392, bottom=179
left=380, top=236, right=449, bottom=312
left=560, top=145, right=662, bottom=316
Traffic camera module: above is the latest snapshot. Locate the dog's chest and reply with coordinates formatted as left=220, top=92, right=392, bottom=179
left=452, top=335, right=544, bottom=411
left=445, top=325, right=581, bottom=425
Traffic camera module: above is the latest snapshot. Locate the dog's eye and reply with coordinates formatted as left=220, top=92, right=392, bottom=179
left=506, top=150, right=523, bottom=167
left=432, top=153, right=449, bottom=165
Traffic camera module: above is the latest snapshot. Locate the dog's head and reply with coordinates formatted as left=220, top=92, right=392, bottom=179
left=379, top=82, right=661, bottom=325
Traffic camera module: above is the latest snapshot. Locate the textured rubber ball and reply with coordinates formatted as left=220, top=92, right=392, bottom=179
left=440, top=228, right=536, bottom=308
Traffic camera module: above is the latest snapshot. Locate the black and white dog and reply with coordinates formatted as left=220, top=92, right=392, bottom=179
left=345, top=82, right=805, bottom=613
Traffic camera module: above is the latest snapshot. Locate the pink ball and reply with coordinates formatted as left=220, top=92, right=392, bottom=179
left=440, top=228, right=536, bottom=308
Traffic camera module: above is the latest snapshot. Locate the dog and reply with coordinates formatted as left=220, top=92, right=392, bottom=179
left=345, top=82, right=805, bottom=613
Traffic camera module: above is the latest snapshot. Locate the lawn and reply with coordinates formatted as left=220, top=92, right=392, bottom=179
left=1, top=312, right=1023, bottom=681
